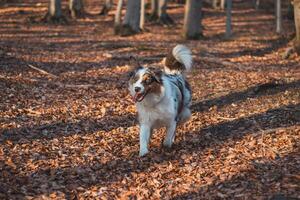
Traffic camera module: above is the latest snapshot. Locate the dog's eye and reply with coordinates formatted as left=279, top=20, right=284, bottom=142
left=128, top=71, right=134, bottom=78
left=144, top=76, right=153, bottom=84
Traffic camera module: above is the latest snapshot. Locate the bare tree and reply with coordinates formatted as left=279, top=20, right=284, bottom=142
left=212, top=0, right=225, bottom=9
left=100, top=0, right=113, bottom=15
left=42, top=0, right=67, bottom=23
left=150, top=0, right=159, bottom=20
left=254, top=0, right=260, bottom=10
left=149, top=0, right=173, bottom=24
left=69, top=0, right=84, bottom=18
left=158, top=0, right=174, bottom=24
left=275, top=0, right=282, bottom=34
left=294, top=0, right=300, bottom=54
left=183, top=0, right=203, bottom=39
left=116, top=0, right=141, bottom=36
left=225, top=0, right=232, bottom=38
left=283, top=0, right=300, bottom=58
left=114, top=0, right=123, bottom=34
left=140, top=0, right=146, bottom=30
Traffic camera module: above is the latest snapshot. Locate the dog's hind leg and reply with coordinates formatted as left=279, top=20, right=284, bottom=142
left=163, top=121, right=177, bottom=148
left=178, top=108, right=191, bottom=124
left=139, top=124, right=151, bottom=157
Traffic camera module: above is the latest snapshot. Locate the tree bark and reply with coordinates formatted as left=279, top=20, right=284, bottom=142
left=69, top=0, right=84, bottom=18
left=275, top=0, right=282, bottom=34
left=183, top=0, right=203, bottom=39
left=150, top=0, right=159, bottom=20
left=212, top=0, right=218, bottom=9
left=100, top=0, right=113, bottom=15
left=114, top=0, right=123, bottom=34
left=294, top=0, right=300, bottom=54
left=225, top=0, right=232, bottom=38
left=42, top=0, right=67, bottom=23
left=49, top=0, right=62, bottom=18
left=120, top=0, right=141, bottom=36
left=140, top=0, right=145, bottom=30
left=158, top=0, right=174, bottom=24
left=220, top=0, right=225, bottom=10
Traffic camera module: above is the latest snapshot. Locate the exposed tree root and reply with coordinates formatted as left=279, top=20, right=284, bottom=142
left=115, top=24, right=140, bottom=37
left=70, top=9, right=86, bottom=19
left=40, top=13, right=68, bottom=24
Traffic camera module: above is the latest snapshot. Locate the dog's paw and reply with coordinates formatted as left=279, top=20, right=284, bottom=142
left=139, top=148, right=149, bottom=157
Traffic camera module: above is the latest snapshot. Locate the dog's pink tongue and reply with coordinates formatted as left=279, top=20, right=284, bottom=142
left=133, top=93, right=138, bottom=102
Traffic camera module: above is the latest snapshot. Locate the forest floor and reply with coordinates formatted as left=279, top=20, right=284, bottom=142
left=0, top=0, right=300, bottom=199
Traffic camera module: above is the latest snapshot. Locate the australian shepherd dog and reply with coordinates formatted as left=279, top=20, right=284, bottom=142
left=128, top=45, right=193, bottom=156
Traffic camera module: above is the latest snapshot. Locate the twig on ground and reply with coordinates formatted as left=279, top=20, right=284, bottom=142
left=27, top=64, right=58, bottom=79
left=251, top=119, right=282, bottom=157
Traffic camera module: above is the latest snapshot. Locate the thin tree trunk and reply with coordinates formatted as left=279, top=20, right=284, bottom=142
left=69, top=0, right=84, bottom=18
left=220, top=0, right=225, bottom=10
left=100, top=0, right=113, bottom=15
left=183, top=0, right=203, bottom=39
left=150, top=0, right=159, bottom=20
left=140, top=0, right=145, bottom=30
left=121, top=0, right=141, bottom=35
left=158, top=0, right=174, bottom=24
left=212, top=0, right=218, bottom=9
left=42, top=0, right=67, bottom=23
left=255, top=0, right=260, bottom=10
left=275, top=0, right=282, bottom=34
left=114, top=0, right=123, bottom=34
left=49, top=0, right=62, bottom=18
left=225, top=0, right=232, bottom=38
left=294, top=0, right=300, bottom=53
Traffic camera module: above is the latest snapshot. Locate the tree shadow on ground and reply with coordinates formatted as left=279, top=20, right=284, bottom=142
left=192, top=79, right=300, bottom=113
left=170, top=151, right=300, bottom=199
left=2, top=102, right=298, bottom=198
left=0, top=113, right=137, bottom=145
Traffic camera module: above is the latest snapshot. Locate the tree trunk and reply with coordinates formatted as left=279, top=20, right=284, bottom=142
left=69, top=0, right=84, bottom=18
left=100, top=0, right=113, bottom=15
left=294, top=0, right=300, bottom=54
left=212, top=0, right=218, bottom=9
left=183, top=0, right=203, bottom=39
left=49, top=0, right=62, bottom=18
left=287, top=1, right=294, bottom=20
left=42, top=0, right=67, bottom=23
left=220, top=0, right=225, bottom=10
left=275, top=0, right=282, bottom=34
left=114, top=0, right=123, bottom=34
left=121, top=0, right=141, bottom=36
left=157, top=0, right=174, bottom=24
left=140, top=0, right=145, bottom=30
left=150, top=0, right=159, bottom=20
left=225, top=0, right=232, bottom=38
left=254, top=0, right=260, bottom=10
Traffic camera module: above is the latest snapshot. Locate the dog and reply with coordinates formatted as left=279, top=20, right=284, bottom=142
left=128, top=44, right=193, bottom=157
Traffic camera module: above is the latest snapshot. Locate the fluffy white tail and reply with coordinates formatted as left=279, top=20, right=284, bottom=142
left=163, top=44, right=192, bottom=74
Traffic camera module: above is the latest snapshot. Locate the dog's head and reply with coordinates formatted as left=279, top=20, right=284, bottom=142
left=128, top=58, right=163, bottom=103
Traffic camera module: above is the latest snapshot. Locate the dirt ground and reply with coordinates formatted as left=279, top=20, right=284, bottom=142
left=0, top=0, right=299, bottom=199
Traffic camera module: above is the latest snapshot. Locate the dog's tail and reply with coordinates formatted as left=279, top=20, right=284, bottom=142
left=163, top=44, right=192, bottom=75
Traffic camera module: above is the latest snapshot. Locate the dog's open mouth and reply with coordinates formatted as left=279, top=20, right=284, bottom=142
left=133, top=91, right=148, bottom=102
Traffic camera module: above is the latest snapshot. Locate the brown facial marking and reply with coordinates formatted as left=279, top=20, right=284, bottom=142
left=129, top=72, right=140, bottom=85
left=142, top=72, right=162, bottom=95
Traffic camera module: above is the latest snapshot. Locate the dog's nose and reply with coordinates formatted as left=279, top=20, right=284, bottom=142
left=134, top=87, right=141, bottom=93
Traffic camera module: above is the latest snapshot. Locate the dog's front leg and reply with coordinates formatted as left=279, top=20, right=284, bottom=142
left=139, top=124, right=151, bottom=157
left=163, top=121, right=177, bottom=148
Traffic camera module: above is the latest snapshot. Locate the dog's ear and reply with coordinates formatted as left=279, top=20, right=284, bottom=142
left=149, top=67, right=163, bottom=83
left=129, top=56, right=140, bottom=69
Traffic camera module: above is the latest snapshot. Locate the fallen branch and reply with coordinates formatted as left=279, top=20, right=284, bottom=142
left=27, top=64, right=58, bottom=79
